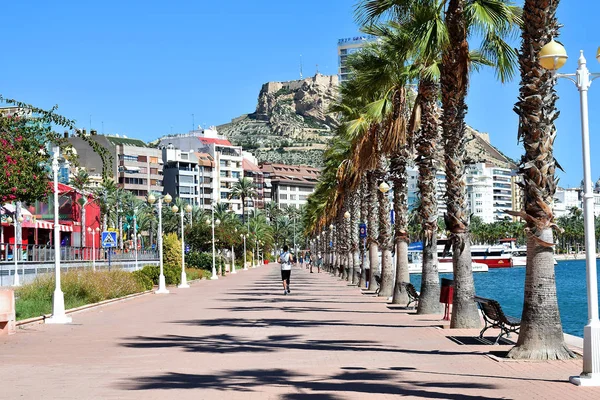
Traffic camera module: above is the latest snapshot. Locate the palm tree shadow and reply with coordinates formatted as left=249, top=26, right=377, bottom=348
left=121, top=367, right=502, bottom=399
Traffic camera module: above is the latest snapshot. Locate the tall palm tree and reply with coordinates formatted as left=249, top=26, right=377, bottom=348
left=71, top=170, right=90, bottom=248
left=506, top=0, right=573, bottom=360
left=229, top=177, right=257, bottom=224
left=94, top=179, right=117, bottom=231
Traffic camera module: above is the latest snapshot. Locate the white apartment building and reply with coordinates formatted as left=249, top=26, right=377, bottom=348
left=554, top=187, right=582, bottom=218
left=407, top=163, right=517, bottom=224
left=337, top=35, right=377, bottom=82
left=162, top=145, right=200, bottom=206
left=260, top=163, right=320, bottom=209
left=158, top=128, right=243, bottom=214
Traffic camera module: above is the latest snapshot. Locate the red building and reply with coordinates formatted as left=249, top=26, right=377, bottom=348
left=1, top=183, right=101, bottom=253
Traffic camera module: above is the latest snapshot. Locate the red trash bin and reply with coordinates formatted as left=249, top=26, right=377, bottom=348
left=440, top=278, right=454, bottom=321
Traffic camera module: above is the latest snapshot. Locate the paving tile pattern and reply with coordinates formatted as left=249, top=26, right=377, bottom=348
left=1, top=264, right=599, bottom=399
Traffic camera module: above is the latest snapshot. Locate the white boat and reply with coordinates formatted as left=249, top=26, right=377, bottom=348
left=498, top=238, right=557, bottom=266
left=407, top=251, right=488, bottom=274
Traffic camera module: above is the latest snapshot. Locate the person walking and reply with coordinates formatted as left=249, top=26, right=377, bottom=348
left=299, top=251, right=304, bottom=269
left=305, top=250, right=312, bottom=271
left=315, top=251, right=322, bottom=273
left=279, top=245, right=292, bottom=295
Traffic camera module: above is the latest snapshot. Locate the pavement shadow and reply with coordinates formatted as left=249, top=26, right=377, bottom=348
left=121, top=332, right=472, bottom=356
left=170, top=317, right=439, bottom=330
left=122, top=367, right=502, bottom=399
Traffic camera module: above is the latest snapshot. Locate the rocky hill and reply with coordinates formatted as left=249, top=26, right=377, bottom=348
left=217, top=74, right=339, bottom=166
left=218, top=74, right=516, bottom=170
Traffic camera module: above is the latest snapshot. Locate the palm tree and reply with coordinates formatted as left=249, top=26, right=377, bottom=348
left=229, top=177, right=257, bottom=224
left=71, top=170, right=91, bottom=248
left=506, top=0, right=574, bottom=360
left=94, top=179, right=117, bottom=231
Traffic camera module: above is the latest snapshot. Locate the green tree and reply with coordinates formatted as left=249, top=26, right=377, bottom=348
left=71, top=170, right=91, bottom=248
left=229, top=177, right=257, bottom=224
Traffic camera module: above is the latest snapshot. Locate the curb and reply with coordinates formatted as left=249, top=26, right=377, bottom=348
left=16, top=289, right=154, bottom=327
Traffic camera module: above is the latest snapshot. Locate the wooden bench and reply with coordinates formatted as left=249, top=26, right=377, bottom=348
left=473, top=296, right=520, bottom=345
left=402, top=282, right=420, bottom=309
left=0, top=289, right=16, bottom=336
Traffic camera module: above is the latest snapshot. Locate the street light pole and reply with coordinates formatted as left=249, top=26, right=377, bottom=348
left=540, top=42, right=600, bottom=386
left=148, top=193, right=171, bottom=294
left=6, top=216, right=20, bottom=287
left=46, top=146, right=71, bottom=324
left=241, top=234, right=247, bottom=270
left=133, top=210, right=138, bottom=271
left=178, top=205, right=190, bottom=288
left=206, top=206, right=220, bottom=280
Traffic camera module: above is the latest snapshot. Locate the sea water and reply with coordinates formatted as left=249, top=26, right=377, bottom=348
left=409, top=259, right=600, bottom=338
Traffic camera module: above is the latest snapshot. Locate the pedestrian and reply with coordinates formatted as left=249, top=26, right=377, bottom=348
left=306, top=251, right=313, bottom=272
left=279, top=244, right=292, bottom=295
left=299, top=251, right=304, bottom=268
left=315, top=251, right=323, bottom=273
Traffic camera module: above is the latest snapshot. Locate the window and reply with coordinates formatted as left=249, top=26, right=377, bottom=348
left=290, top=195, right=296, bottom=201
left=220, top=160, right=227, bottom=168
left=476, top=208, right=483, bottom=214
left=149, top=157, right=158, bottom=164
left=220, top=171, right=227, bottom=177
left=475, top=193, right=482, bottom=198
left=280, top=194, right=288, bottom=200
left=299, top=195, right=307, bottom=201
left=180, top=175, right=194, bottom=184
left=122, top=155, right=137, bottom=162
left=150, top=168, right=158, bottom=175
left=232, top=171, right=240, bottom=179
left=476, top=201, right=483, bottom=206
left=221, top=192, right=228, bottom=199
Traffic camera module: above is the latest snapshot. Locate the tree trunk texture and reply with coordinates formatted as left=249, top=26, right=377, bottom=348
left=391, top=150, right=410, bottom=305
left=377, top=157, right=394, bottom=298
left=508, top=0, right=573, bottom=360
left=441, top=0, right=480, bottom=328
left=351, top=192, right=361, bottom=285
left=359, top=175, right=369, bottom=289
left=367, top=171, right=380, bottom=289
left=416, top=78, right=441, bottom=314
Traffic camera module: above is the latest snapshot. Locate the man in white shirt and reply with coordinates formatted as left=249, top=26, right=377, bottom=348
left=279, top=245, right=293, bottom=295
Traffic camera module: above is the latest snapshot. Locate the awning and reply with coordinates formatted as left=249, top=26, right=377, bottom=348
left=58, top=224, right=73, bottom=232
left=2, top=204, right=33, bottom=216
left=124, top=166, right=141, bottom=172
left=36, top=220, right=54, bottom=230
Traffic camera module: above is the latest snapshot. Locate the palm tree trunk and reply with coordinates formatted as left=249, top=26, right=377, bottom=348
left=359, top=174, right=370, bottom=289
left=351, top=192, right=361, bottom=285
left=377, top=156, right=394, bottom=298
left=507, top=0, right=573, bottom=360
left=367, top=171, right=379, bottom=290
left=391, top=150, right=410, bottom=305
left=415, top=78, right=441, bottom=314
left=442, top=0, right=480, bottom=328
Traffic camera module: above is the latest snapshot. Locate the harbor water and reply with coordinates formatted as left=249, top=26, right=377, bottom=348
left=409, top=259, right=600, bottom=338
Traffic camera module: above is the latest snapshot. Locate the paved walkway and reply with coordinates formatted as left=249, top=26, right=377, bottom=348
left=1, top=264, right=599, bottom=399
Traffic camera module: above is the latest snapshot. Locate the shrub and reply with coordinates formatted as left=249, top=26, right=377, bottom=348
left=163, top=232, right=182, bottom=269
left=132, top=270, right=154, bottom=290
left=140, top=265, right=160, bottom=284
left=140, top=264, right=181, bottom=286
left=15, top=270, right=146, bottom=320
left=187, top=251, right=213, bottom=270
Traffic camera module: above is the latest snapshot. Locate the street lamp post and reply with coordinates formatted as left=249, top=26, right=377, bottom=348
left=231, top=228, right=237, bottom=274
left=148, top=193, right=172, bottom=294
left=241, top=234, right=247, bottom=270
left=6, top=216, right=21, bottom=287
left=133, top=209, right=138, bottom=271
left=206, top=213, right=220, bottom=280
left=46, top=146, right=71, bottom=324
left=176, top=204, right=192, bottom=288
left=88, top=227, right=97, bottom=272
left=540, top=41, right=600, bottom=386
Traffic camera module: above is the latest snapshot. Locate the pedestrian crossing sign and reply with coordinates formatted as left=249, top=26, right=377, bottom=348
left=102, top=231, right=117, bottom=248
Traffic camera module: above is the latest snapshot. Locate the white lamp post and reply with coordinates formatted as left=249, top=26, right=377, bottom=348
left=148, top=193, right=172, bottom=294
left=231, top=228, right=237, bottom=274
left=540, top=41, right=600, bottom=386
left=6, top=216, right=20, bottom=287
left=241, top=233, right=247, bottom=270
left=176, top=204, right=192, bottom=288
left=47, top=146, right=71, bottom=324
left=133, top=209, right=138, bottom=271
left=206, top=213, right=220, bottom=280
left=88, top=227, right=95, bottom=271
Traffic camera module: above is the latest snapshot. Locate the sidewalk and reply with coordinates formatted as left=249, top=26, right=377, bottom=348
left=1, top=264, right=599, bottom=399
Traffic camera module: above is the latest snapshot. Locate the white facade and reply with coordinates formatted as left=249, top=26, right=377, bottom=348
left=554, top=188, right=582, bottom=218
left=275, top=184, right=314, bottom=209
left=407, top=163, right=517, bottom=224
left=337, top=35, right=377, bottom=82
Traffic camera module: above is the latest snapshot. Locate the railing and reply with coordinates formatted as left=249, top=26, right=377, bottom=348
left=0, top=243, right=158, bottom=264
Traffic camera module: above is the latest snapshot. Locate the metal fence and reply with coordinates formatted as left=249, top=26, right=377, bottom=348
left=0, top=243, right=158, bottom=263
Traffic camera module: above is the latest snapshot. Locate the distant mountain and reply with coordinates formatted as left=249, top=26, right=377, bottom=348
left=217, top=74, right=339, bottom=167
left=218, top=74, right=516, bottom=171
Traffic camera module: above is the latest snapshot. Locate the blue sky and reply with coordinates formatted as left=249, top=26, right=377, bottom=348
left=1, top=0, right=599, bottom=188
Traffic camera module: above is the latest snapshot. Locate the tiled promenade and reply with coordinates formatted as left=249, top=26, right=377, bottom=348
left=1, top=264, right=599, bottom=399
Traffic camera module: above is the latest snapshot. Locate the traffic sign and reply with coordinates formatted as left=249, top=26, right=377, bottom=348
left=359, top=223, right=367, bottom=238
left=101, top=231, right=117, bottom=248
